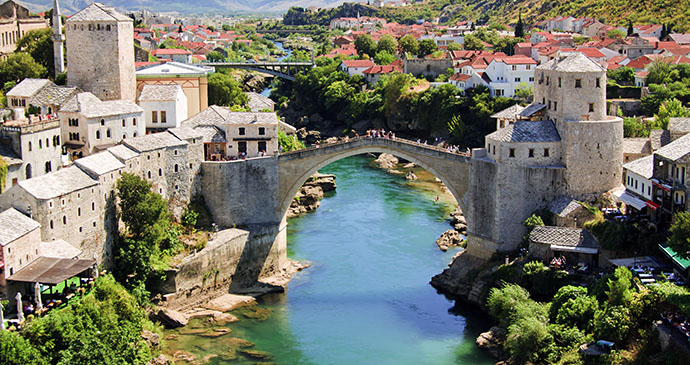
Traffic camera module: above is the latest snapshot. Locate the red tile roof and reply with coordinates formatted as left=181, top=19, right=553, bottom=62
left=152, top=48, right=192, bottom=56
left=363, top=65, right=402, bottom=74
left=342, top=59, right=376, bottom=68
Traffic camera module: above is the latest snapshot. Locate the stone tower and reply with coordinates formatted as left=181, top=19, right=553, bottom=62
left=534, top=52, right=623, bottom=196
left=65, top=3, right=135, bottom=101
left=51, top=0, right=65, bottom=75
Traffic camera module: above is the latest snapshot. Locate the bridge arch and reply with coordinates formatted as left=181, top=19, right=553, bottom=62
left=277, top=138, right=472, bottom=224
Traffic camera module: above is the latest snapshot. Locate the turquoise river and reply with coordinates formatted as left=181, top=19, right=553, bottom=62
left=165, top=155, right=494, bottom=364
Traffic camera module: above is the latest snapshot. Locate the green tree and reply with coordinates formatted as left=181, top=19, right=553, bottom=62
left=354, top=34, right=376, bottom=57
left=556, top=295, right=599, bottom=331
left=607, top=66, right=635, bottom=85
left=623, top=117, right=651, bottom=137
left=0, top=331, right=45, bottom=365
left=207, top=50, right=225, bottom=62
left=669, top=211, right=690, bottom=259
left=606, top=266, right=633, bottom=306
left=608, top=29, right=626, bottom=39
left=0, top=53, right=47, bottom=85
left=208, top=72, right=249, bottom=107
left=627, top=20, right=634, bottom=36
left=654, top=98, right=690, bottom=129
left=15, top=28, right=54, bottom=74
left=398, top=34, right=419, bottom=55
left=505, top=316, right=551, bottom=364
left=593, top=305, right=631, bottom=342
left=446, top=42, right=462, bottom=51
left=324, top=80, right=355, bottom=108
left=514, top=82, right=533, bottom=102
left=278, top=130, right=305, bottom=152
left=515, top=12, right=525, bottom=38
left=417, top=39, right=438, bottom=58
left=377, top=34, right=397, bottom=55
left=374, top=50, right=395, bottom=65
left=463, top=33, right=484, bottom=51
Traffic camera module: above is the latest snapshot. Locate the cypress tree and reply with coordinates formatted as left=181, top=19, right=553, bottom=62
left=515, top=12, right=525, bottom=38
left=627, top=20, right=634, bottom=36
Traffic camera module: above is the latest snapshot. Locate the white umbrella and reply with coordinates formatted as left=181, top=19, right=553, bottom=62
left=15, top=292, right=24, bottom=322
left=0, top=301, right=5, bottom=330
left=34, top=282, right=43, bottom=312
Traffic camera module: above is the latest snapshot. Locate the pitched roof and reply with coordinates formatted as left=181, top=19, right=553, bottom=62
left=152, top=48, right=192, bottom=56
left=138, top=84, right=183, bottom=102
left=246, top=92, right=275, bottom=112
left=18, top=166, right=98, bottom=200
left=30, top=84, right=80, bottom=107
left=363, top=64, right=402, bottom=74
left=486, top=120, right=561, bottom=143
left=167, top=126, right=203, bottom=141
left=623, top=155, right=654, bottom=179
left=519, top=103, right=547, bottom=117
left=649, top=129, right=671, bottom=151
left=6, top=78, right=51, bottom=98
left=106, top=144, right=139, bottom=161
left=66, top=2, right=131, bottom=22
left=491, top=104, right=526, bottom=120
left=0, top=208, right=40, bottom=247
left=224, top=112, right=279, bottom=125
left=181, top=105, right=232, bottom=127
left=622, top=138, right=652, bottom=155
left=194, top=125, right=226, bottom=143
left=60, top=93, right=143, bottom=118
left=341, top=59, right=376, bottom=68
left=74, top=151, right=125, bottom=177
left=655, top=133, right=690, bottom=162
left=529, top=226, right=600, bottom=249
left=124, top=132, right=187, bottom=153
left=548, top=197, right=584, bottom=217
left=669, top=117, right=690, bottom=134
left=536, top=52, right=605, bottom=72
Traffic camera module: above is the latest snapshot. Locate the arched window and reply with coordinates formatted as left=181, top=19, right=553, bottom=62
left=45, top=138, right=49, bottom=147
left=122, top=119, right=125, bottom=127
left=92, top=202, right=95, bottom=210
left=133, top=118, right=137, bottom=126
left=96, top=130, right=101, bottom=139
left=50, top=220, right=53, bottom=229
left=158, top=168, right=162, bottom=176
left=44, top=161, right=51, bottom=173
left=28, top=141, right=32, bottom=151
left=106, top=128, right=111, bottom=138
left=38, top=139, right=42, bottom=149
left=63, top=216, right=67, bottom=225
left=133, top=132, right=137, bottom=137
left=123, top=134, right=127, bottom=139
left=174, top=164, right=179, bottom=172
left=25, top=164, right=32, bottom=179
left=100, top=119, right=105, bottom=126
left=147, top=171, right=152, bottom=179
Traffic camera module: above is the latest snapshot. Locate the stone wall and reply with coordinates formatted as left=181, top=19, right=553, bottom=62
left=559, top=117, right=624, bottom=195
left=404, top=57, right=453, bottom=78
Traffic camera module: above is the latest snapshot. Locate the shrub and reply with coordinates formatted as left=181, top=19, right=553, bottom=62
left=555, top=295, right=599, bottom=332
left=593, top=305, right=631, bottom=343
left=506, top=316, right=551, bottom=364
left=550, top=285, right=588, bottom=321
left=487, top=282, right=548, bottom=326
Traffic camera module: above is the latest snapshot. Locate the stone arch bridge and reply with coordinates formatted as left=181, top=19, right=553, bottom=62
left=277, top=137, right=471, bottom=223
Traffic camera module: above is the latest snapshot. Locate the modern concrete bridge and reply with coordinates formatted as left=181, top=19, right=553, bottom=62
left=203, top=61, right=315, bottom=81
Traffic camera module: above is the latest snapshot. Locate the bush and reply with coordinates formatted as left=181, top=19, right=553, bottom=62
left=506, top=316, right=551, bottom=364
left=0, top=331, right=45, bottom=365
left=550, top=285, right=588, bottom=321
left=487, top=283, right=548, bottom=326
left=593, top=305, right=631, bottom=343
left=182, top=207, right=199, bottom=230
left=555, top=295, right=599, bottom=332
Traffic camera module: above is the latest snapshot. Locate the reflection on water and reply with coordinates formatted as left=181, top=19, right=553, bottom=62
left=164, top=155, right=493, bottom=364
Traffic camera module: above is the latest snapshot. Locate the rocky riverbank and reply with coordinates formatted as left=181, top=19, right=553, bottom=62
left=287, top=172, right=337, bottom=218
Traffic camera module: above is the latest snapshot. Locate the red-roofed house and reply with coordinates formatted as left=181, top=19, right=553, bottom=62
left=449, top=73, right=471, bottom=89
left=340, top=59, right=376, bottom=76
left=323, top=46, right=358, bottom=58
left=152, top=48, right=192, bottom=63
left=635, top=71, right=648, bottom=87
left=561, top=48, right=607, bottom=66
left=665, top=33, right=690, bottom=46
left=362, top=64, right=402, bottom=84
left=485, top=56, right=537, bottom=97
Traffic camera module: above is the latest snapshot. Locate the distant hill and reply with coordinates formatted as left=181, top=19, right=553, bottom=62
left=14, top=0, right=349, bottom=15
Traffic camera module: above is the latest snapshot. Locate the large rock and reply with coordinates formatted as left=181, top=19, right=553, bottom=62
left=148, top=354, right=170, bottom=365
left=205, top=294, right=257, bottom=312
left=374, top=153, right=398, bottom=169
left=306, top=130, right=321, bottom=144
left=405, top=171, right=418, bottom=181
left=435, top=230, right=463, bottom=251
left=141, top=330, right=160, bottom=347
left=304, top=172, right=337, bottom=192
left=476, top=327, right=507, bottom=360
left=288, top=172, right=337, bottom=218
left=153, top=309, right=188, bottom=328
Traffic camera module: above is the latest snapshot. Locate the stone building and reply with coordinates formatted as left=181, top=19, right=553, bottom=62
left=0, top=208, right=41, bottom=285
left=468, top=52, right=623, bottom=254
left=136, top=62, right=214, bottom=116
left=65, top=3, right=136, bottom=101
left=528, top=226, right=601, bottom=266
left=182, top=106, right=279, bottom=159
left=138, top=84, right=188, bottom=132
left=403, top=52, right=453, bottom=79
left=0, top=115, right=63, bottom=189
left=59, top=92, right=144, bottom=157
left=246, top=92, right=275, bottom=112
left=0, top=0, right=48, bottom=59
left=668, top=117, right=690, bottom=142
left=6, top=78, right=80, bottom=116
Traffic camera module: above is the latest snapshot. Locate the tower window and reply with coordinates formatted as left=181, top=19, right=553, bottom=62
left=528, top=149, right=534, bottom=158
left=544, top=148, right=550, bottom=157
left=101, top=119, right=105, bottom=126
left=596, top=78, right=601, bottom=88
left=239, top=127, right=245, bottom=135
left=558, top=77, right=561, bottom=87
left=575, top=79, right=582, bottom=88
left=258, top=127, right=265, bottom=135
left=554, top=101, right=557, bottom=111
left=509, top=148, right=515, bottom=158
left=589, top=103, right=595, bottom=112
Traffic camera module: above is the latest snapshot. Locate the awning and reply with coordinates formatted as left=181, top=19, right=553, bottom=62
left=652, top=180, right=671, bottom=192
left=659, top=244, right=690, bottom=271
left=551, top=245, right=599, bottom=255
left=7, top=257, right=95, bottom=285
left=617, top=192, right=647, bottom=210
left=646, top=200, right=660, bottom=210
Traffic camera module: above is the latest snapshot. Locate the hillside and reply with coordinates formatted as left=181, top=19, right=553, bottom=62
left=15, top=0, right=349, bottom=15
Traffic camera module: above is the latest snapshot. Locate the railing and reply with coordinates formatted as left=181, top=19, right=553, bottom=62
left=279, top=135, right=471, bottom=157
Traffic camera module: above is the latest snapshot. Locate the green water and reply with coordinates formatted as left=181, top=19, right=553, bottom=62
left=165, top=155, right=493, bottom=364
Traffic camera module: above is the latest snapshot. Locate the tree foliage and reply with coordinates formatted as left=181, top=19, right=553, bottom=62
left=376, top=34, right=397, bottom=54
left=669, top=211, right=690, bottom=259
left=15, top=28, right=54, bottom=74
left=208, top=72, right=249, bottom=107
left=278, top=129, right=306, bottom=152
left=398, top=34, right=418, bottom=55
left=417, top=39, right=438, bottom=58
left=354, top=34, right=376, bottom=57
left=462, top=33, right=484, bottom=51
left=0, top=53, right=47, bottom=86
left=374, top=50, right=396, bottom=65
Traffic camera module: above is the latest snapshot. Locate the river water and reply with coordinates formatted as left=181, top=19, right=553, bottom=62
left=164, top=155, right=493, bottom=364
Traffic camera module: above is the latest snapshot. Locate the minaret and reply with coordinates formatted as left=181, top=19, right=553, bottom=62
left=52, top=0, right=65, bottom=75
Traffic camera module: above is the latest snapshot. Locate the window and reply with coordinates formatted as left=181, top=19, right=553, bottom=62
left=78, top=207, right=81, bottom=216
left=542, top=97, right=545, bottom=105
left=258, top=127, right=265, bottom=135
left=106, top=128, right=111, bottom=138
left=100, top=119, right=105, bottom=126
left=529, top=77, right=534, bottom=82
left=548, top=101, right=552, bottom=110
left=575, top=79, right=582, bottom=88
left=158, top=168, right=162, bottom=176
left=122, top=119, right=126, bottom=127
left=515, top=77, right=521, bottom=82
left=161, top=111, right=167, bottom=123
left=589, top=103, right=594, bottom=112
left=512, top=65, right=517, bottom=71
left=526, top=65, right=531, bottom=70
left=28, top=141, right=32, bottom=151
left=546, top=76, right=550, bottom=85
left=63, top=216, right=67, bottom=225
left=152, top=111, right=158, bottom=123
left=238, top=141, right=247, bottom=154
left=133, top=118, right=137, bottom=126
left=174, top=164, right=179, bottom=172
left=45, top=161, right=52, bottom=173
left=258, top=141, right=267, bottom=153
left=38, top=139, right=42, bottom=149
left=96, top=130, right=101, bottom=139
left=544, top=148, right=550, bottom=157
left=147, top=171, right=152, bottom=179
left=558, top=77, right=561, bottom=87
left=492, top=145, right=496, bottom=155
left=50, top=220, right=53, bottom=229
left=509, top=148, right=515, bottom=157
left=92, top=202, right=95, bottom=210
left=528, top=149, right=534, bottom=158
left=596, top=78, right=601, bottom=88
left=239, top=127, right=246, bottom=136
left=554, top=101, right=557, bottom=111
